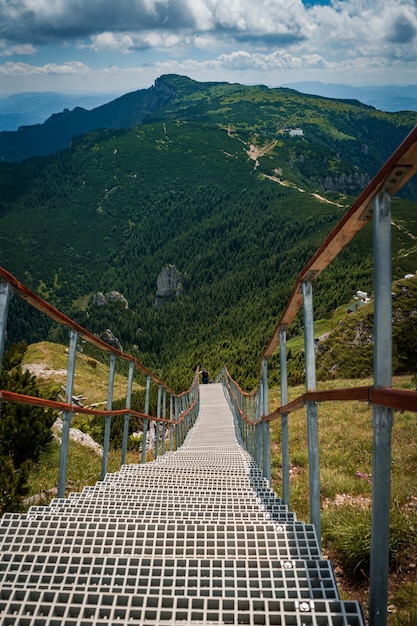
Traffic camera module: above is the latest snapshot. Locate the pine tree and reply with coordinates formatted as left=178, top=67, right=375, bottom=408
left=0, top=348, right=55, bottom=515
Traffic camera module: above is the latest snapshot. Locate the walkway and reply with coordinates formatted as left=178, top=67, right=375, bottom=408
left=0, top=384, right=365, bottom=625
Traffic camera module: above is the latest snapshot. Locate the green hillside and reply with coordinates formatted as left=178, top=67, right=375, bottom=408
left=1, top=76, right=417, bottom=389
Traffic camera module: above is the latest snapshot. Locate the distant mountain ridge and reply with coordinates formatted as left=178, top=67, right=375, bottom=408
left=282, top=81, right=417, bottom=112
left=0, top=77, right=180, bottom=162
left=1, top=75, right=417, bottom=164
left=0, top=91, right=121, bottom=132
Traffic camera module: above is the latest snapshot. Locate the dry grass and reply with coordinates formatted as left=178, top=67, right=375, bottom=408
left=268, top=375, right=417, bottom=624
left=22, top=341, right=143, bottom=405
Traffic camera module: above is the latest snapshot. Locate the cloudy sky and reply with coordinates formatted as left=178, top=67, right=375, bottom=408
left=0, top=0, right=416, bottom=96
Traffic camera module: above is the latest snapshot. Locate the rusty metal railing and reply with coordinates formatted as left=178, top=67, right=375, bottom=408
left=0, top=268, right=200, bottom=498
left=222, top=124, right=417, bottom=626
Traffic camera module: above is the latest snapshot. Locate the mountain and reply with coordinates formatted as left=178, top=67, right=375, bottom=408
left=1, top=74, right=416, bottom=165
left=1, top=75, right=417, bottom=389
left=282, top=81, right=417, bottom=113
left=0, top=78, right=180, bottom=162
left=0, top=92, right=121, bottom=132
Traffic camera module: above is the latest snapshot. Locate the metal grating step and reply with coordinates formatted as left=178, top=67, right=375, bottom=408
left=0, top=589, right=365, bottom=625
left=0, top=384, right=365, bottom=626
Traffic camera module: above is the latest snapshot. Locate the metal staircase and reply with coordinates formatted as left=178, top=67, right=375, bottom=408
left=0, top=383, right=365, bottom=625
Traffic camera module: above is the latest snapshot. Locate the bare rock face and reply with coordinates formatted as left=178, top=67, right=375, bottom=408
left=155, top=265, right=183, bottom=309
left=91, top=291, right=128, bottom=308
left=100, top=328, right=123, bottom=351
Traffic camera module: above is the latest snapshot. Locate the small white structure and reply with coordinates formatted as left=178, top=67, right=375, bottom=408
left=356, top=290, right=368, bottom=300
left=289, top=128, right=304, bottom=137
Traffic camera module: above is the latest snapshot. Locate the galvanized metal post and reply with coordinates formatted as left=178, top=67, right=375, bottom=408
left=169, top=395, right=174, bottom=452
left=280, top=326, right=290, bottom=507
left=161, top=389, right=166, bottom=456
left=0, top=279, right=11, bottom=373
left=302, top=279, right=321, bottom=550
left=181, top=396, right=186, bottom=443
left=121, top=361, right=134, bottom=466
left=175, top=397, right=180, bottom=450
left=261, top=357, right=271, bottom=483
left=141, top=375, right=151, bottom=464
left=101, top=353, right=116, bottom=480
left=58, top=329, right=78, bottom=498
left=254, top=390, right=262, bottom=469
left=155, top=384, right=162, bottom=459
left=243, top=396, right=248, bottom=448
left=251, top=397, right=256, bottom=457
left=369, top=192, right=393, bottom=626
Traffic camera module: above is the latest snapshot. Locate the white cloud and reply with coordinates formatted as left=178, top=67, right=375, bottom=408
left=0, top=60, right=91, bottom=75
left=90, top=33, right=136, bottom=54
left=0, top=0, right=416, bottom=92
left=0, top=42, right=37, bottom=56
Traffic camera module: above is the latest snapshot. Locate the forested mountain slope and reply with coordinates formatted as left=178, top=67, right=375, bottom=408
left=1, top=76, right=417, bottom=389
left=1, top=74, right=416, bottom=175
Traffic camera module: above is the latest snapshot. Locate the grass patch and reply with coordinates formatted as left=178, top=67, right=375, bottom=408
left=22, top=341, right=143, bottom=404
left=286, top=302, right=354, bottom=352
left=269, top=375, right=417, bottom=611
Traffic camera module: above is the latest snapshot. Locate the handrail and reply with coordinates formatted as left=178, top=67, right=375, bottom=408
left=0, top=389, right=197, bottom=425
left=0, top=267, right=201, bottom=497
left=0, top=266, right=174, bottom=395
left=222, top=124, right=417, bottom=626
left=263, top=386, right=417, bottom=419
left=262, top=124, right=417, bottom=358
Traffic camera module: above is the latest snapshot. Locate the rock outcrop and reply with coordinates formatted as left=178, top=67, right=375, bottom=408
left=91, top=291, right=128, bottom=308
left=155, top=265, right=183, bottom=309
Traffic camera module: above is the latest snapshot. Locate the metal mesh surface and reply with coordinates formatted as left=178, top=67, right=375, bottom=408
left=0, top=384, right=365, bottom=625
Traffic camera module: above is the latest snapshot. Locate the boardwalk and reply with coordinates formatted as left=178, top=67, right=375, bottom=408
left=0, top=384, right=365, bottom=625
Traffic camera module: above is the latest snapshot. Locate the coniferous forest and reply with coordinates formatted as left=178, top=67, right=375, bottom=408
left=1, top=75, right=416, bottom=391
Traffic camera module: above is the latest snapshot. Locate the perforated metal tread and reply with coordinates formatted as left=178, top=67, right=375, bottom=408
left=0, top=384, right=365, bottom=625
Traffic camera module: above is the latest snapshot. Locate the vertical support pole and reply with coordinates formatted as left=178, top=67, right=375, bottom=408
left=0, top=279, right=11, bottom=373
left=261, top=357, right=271, bottom=484
left=161, top=389, right=166, bottom=456
left=169, top=395, right=174, bottom=452
left=254, top=391, right=262, bottom=469
left=121, top=361, right=134, bottom=466
left=141, top=375, right=151, bottom=464
left=251, top=397, right=256, bottom=457
left=101, top=353, right=116, bottom=480
left=155, top=384, right=162, bottom=459
left=280, top=326, right=290, bottom=507
left=369, top=192, right=393, bottom=626
left=58, top=329, right=78, bottom=498
left=302, top=279, right=321, bottom=550
left=175, top=397, right=180, bottom=450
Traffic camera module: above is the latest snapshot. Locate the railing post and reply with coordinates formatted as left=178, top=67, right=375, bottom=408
left=58, top=329, right=78, bottom=498
left=121, top=361, right=134, bottom=466
left=0, top=279, right=12, bottom=373
left=251, top=396, right=256, bottom=457
left=280, top=326, right=290, bottom=507
left=302, top=279, right=321, bottom=550
left=169, top=394, right=174, bottom=452
left=175, top=397, right=180, bottom=449
left=261, top=357, right=271, bottom=483
left=369, top=191, right=393, bottom=626
left=141, top=375, right=151, bottom=464
left=254, top=392, right=262, bottom=468
left=101, top=353, right=116, bottom=480
left=155, top=384, right=162, bottom=459
left=161, top=389, right=167, bottom=456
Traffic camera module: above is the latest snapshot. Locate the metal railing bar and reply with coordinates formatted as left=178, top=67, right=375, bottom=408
left=0, top=389, right=198, bottom=425
left=263, top=386, right=416, bottom=420
left=0, top=266, right=176, bottom=394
